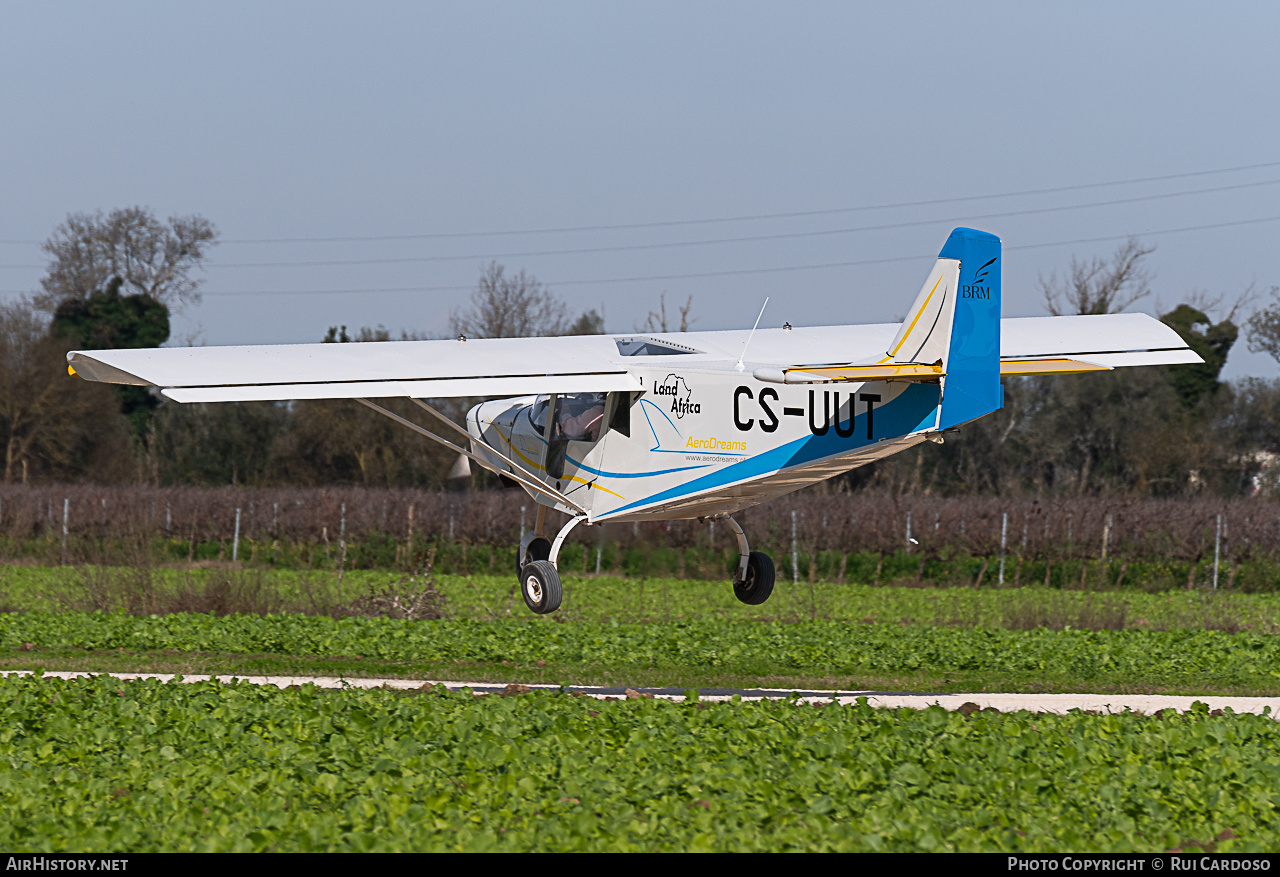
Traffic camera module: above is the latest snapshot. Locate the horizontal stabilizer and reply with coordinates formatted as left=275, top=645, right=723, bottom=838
left=999, top=358, right=1110, bottom=376
left=753, top=363, right=944, bottom=384
left=754, top=312, right=1202, bottom=384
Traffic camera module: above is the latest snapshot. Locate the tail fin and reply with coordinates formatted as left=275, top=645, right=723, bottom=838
left=753, top=228, right=1002, bottom=411
left=934, top=227, right=1002, bottom=429
left=884, top=250, right=962, bottom=367
left=883, top=227, right=1001, bottom=428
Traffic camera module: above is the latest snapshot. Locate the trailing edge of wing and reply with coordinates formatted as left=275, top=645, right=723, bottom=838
left=162, top=373, right=642, bottom=404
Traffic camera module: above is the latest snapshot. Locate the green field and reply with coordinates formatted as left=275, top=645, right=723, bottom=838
left=4, top=564, right=1279, bottom=629
left=3, top=567, right=1280, bottom=694
left=2, top=673, right=1276, bottom=852
left=5, top=607, right=1280, bottom=695
left=5, top=564, right=1280, bottom=851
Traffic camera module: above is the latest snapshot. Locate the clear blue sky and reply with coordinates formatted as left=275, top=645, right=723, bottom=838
left=3, top=2, right=1279, bottom=378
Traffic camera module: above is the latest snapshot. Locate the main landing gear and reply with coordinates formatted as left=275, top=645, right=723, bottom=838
left=515, top=508, right=587, bottom=615
left=514, top=510, right=776, bottom=615
left=722, top=516, right=775, bottom=606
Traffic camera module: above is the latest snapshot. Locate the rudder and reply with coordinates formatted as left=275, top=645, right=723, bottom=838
left=936, top=227, right=1002, bottom=429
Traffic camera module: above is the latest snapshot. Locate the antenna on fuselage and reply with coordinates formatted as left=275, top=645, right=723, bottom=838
left=735, top=297, right=770, bottom=373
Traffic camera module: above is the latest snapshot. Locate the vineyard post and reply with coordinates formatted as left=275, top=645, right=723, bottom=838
left=791, top=509, right=799, bottom=585
left=60, top=498, right=68, bottom=565
left=1102, top=514, right=1111, bottom=563
left=998, top=512, right=1007, bottom=586
left=1214, top=513, right=1222, bottom=589
left=232, top=508, right=241, bottom=562
left=338, top=503, right=347, bottom=584
left=906, top=511, right=912, bottom=554
left=1223, top=515, right=1230, bottom=583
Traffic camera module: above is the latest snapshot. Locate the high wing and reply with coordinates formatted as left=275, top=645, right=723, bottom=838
left=68, top=335, right=644, bottom=402
left=66, top=225, right=1199, bottom=405
left=66, top=315, right=1198, bottom=403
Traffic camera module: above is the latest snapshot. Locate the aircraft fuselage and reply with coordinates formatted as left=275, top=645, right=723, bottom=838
left=468, top=368, right=941, bottom=522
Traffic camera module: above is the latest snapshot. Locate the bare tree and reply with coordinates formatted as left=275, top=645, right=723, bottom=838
left=450, top=262, right=568, bottom=339
left=639, top=291, right=696, bottom=333
left=1244, top=285, right=1280, bottom=364
left=37, top=207, right=218, bottom=313
left=1169, top=284, right=1260, bottom=327
left=1041, top=237, right=1155, bottom=316
left=0, top=299, right=130, bottom=482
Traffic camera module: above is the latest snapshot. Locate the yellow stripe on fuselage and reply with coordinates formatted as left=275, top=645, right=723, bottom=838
left=491, top=425, right=625, bottom=501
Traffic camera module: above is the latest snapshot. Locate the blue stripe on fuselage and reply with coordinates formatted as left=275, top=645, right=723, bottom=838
left=599, top=383, right=941, bottom=517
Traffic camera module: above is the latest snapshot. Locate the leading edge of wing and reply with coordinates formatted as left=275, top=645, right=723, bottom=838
left=68, top=334, right=626, bottom=390
left=162, top=373, right=642, bottom=404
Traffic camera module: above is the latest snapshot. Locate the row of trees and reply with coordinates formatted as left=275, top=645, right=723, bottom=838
left=0, top=209, right=617, bottom=487
left=853, top=241, right=1280, bottom=497
left=7, top=207, right=1280, bottom=496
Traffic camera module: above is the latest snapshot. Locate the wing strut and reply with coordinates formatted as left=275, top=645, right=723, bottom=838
left=354, top=398, right=588, bottom=515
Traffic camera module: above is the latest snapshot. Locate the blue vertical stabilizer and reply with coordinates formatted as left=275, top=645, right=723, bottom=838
left=937, top=227, right=1002, bottom=430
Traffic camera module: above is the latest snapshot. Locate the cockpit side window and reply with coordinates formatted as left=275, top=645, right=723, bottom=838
left=557, top=392, right=607, bottom=442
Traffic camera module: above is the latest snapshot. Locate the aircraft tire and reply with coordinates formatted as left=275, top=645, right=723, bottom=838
left=521, top=560, right=563, bottom=615
left=733, top=552, right=775, bottom=606
left=516, top=537, right=552, bottom=583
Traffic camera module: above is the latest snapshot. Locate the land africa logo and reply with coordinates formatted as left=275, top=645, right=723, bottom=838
left=654, top=374, right=700, bottom=418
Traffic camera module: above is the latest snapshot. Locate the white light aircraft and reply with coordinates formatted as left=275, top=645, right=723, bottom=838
left=67, top=228, right=1200, bottom=614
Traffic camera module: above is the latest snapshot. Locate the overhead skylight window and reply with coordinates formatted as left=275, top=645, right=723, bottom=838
left=614, top=336, right=701, bottom=356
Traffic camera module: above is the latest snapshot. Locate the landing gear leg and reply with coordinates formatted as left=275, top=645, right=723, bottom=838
left=723, top=516, right=775, bottom=606
left=515, top=505, right=553, bottom=582
left=518, top=513, right=587, bottom=615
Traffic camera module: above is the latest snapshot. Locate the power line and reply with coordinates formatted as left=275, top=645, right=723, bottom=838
left=216, top=158, right=1280, bottom=242
left=8, top=211, right=1256, bottom=298
left=207, top=176, right=1280, bottom=268
left=2, top=158, right=1278, bottom=248
left=4, top=175, right=1276, bottom=272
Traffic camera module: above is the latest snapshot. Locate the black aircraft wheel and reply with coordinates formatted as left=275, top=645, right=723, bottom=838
left=521, top=560, right=563, bottom=615
left=516, top=537, right=552, bottom=583
left=733, top=551, right=775, bottom=606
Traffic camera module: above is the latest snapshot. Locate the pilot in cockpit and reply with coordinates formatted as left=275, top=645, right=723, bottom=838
left=557, top=393, right=606, bottom=442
